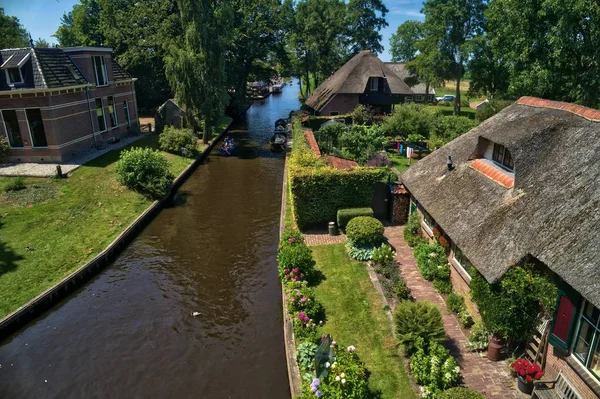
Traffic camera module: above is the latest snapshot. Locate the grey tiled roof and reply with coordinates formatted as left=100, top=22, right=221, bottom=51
left=0, top=50, right=28, bottom=68
left=111, top=58, right=131, bottom=81
left=34, top=48, right=87, bottom=88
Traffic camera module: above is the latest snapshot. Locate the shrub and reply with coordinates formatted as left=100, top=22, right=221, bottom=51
left=351, top=104, right=376, bottom=125
left=4, top=177, right=26, bottom=192
left=366, top=152, right=392, bottom=167
left=446, top=292, right=465, bottom=314
left=459, top=310, right=474, bottom=329
left=116, top=147, right=173, bottom=199
left=346, top=216, right=384, bottom=247
left=466, top=321, right=489, bottom=351
left=470, top=264, right=557, bottom=343
left=0, top=135, right=9, bottom=162
left=381, top=103, right=441, bottom=139
left=296, top=341, right=319, bottom=373
left=414, top=242, right=447, bottom=281
left=346, top=243, right=375, bottom=261
left=277, top=242, right=316, bottom=284
left=394, top=300, right=446, bottom=355
left=289, top=166, right=387, bottom=228
left=337, top=207, right=374, bottom=231
left=158, top=126, right=197, bottom=156
left=372, top=243, right=396, bottom=266
left=433, top=279, right=453, bottom=294
left=410, top=340, right=460, bottom=397
left=476, top=99, right=513, bottom=122
left=338, top=124, right=386, bottom=163
left=315, top=345, right=370, bottom=399
left=316, top=123, right=348, bottom=154
left=293, top=312, right=320, bottom=341
left=393, top=277, right=412, bottom=301
left=403, top=212, right=424, bottom=247
left=285, top=281, right=324, bottom=322
left=439, top=387, right=485, bottom=399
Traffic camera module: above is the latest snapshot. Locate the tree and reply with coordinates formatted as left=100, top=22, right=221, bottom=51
left=389, top=20, right=423, bottom=62
left=165, top=0, right=231, bottom=143
left=0, top=8, right=29, bottom=48
left=421, top=0, right=486, bottom=115
left=54, top=0, right=103, bottom=47
left=345, top=0, right=388, bottom=55
left=467, top=35, right=509, bottom=98
left=33, top=38, right=50, bottom=48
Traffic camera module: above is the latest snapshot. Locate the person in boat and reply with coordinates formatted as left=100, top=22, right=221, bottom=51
left=220, top=142, right=231, bottom=155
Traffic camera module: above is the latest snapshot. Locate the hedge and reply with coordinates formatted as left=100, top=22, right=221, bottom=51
left=289, top=166, right=387, bottom=228
left=337, top=207, right=374, bottom=230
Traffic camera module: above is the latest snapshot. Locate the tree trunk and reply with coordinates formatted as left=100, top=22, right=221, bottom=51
left=203, top=120, right=211, bottom=144
left=305, top=53, right=311, bottom=95
left=298, top=77, right=306, bottom=99
left=455, top=59, right=462, bottom=116
left=425, top=82, right=431, bottom=103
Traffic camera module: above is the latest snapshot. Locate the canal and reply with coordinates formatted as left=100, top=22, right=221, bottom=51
left=0, top=82, right=300, bottom=398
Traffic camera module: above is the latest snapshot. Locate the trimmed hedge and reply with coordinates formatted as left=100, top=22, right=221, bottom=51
left=346, top=216, right=384, bottom=247
left=439, top=387, right=485, bottom=399
left=290, top=167, right=387, bottom=228
left=337, top=207, right=374, bottom=231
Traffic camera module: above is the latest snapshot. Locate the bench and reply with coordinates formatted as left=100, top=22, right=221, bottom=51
left=531, top=371, right=583, bottom=399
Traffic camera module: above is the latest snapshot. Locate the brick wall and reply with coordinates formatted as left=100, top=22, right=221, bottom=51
left=320, top=94, right=359, bottom=116
left=545, top=345, right=600, bottom=398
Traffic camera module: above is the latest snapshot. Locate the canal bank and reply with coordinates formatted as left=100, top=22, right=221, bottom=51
left=0, top=83, right=300, bottom=398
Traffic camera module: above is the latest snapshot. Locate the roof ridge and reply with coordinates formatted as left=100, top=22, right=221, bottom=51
left=30, top=48, right=48, bottom=88
left=517, top=96, right=600, bottom=122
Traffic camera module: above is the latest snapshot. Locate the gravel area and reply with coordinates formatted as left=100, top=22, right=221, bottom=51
left=0, top=134, right=148, bottom=177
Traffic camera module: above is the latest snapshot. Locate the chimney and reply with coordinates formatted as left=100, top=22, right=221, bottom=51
left=447, top=155, right=453, bottom=172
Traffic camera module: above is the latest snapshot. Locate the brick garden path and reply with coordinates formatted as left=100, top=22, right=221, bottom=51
left=303, top=228, right=347, bottom=247
left=385, top=225, right=526, bottom=399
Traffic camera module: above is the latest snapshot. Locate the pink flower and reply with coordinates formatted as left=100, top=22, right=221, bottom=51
left=289, top=238, right=295, bottom=243
left=347, top=345, right=356, bottom=352
left=289, top=297, right=295, bottom=302
left=285, top=274, right=290, bottom=279
left=332, top=341, right=336, bottom=345
left=292, top=268, right=299, bottom=274
left=300, top=297, right=307, bottom=303
left=285, top=268, right=289, bottom=273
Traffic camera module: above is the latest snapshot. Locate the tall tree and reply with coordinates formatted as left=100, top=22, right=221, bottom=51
left=33, top=38, right=51, bottom=48
left=54, top=0, right=103, bottom=46
left=467, top=35, right=509, bottom=98
left=0, top=8, right=29, bottom=48
left=421, top=0, right=486, bottom=115
left=345, top=0, right=388, bottom=54
left=165, top=0, right=231, bottom=143
left=389, top=20, right=423, bottom=62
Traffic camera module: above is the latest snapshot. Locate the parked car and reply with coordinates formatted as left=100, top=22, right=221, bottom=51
left=435, top=94, right=456, bottom=103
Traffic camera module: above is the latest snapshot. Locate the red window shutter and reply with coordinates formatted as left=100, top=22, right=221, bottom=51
left=553, top=295, right=575, bottom=343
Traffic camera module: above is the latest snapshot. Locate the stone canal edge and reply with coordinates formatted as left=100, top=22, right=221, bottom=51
left=0, top=121, right=233, bottom=340
left=279, top=151, right=303, bottom=397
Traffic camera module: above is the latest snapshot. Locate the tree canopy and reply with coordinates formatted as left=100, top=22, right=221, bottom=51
left=0, top=8, right=29, bottom=49
left=389, top=20, right=423, bottom=62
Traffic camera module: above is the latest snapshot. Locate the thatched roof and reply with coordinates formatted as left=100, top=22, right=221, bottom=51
left=401, top=97, right=600, bottom=307
left=384, top=63, right=435, bottom=95
left=305, top=50, right=414, bottom=112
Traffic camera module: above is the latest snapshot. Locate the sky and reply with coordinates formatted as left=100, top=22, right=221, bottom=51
left=2, top=0, right=425, bottom=61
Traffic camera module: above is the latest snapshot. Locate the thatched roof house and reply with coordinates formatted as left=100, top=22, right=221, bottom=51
left=401, top=96, right=600, bottom=396
left=305, top=50, right=414, bottom=116
left=384, top=63, right=435, bottom=99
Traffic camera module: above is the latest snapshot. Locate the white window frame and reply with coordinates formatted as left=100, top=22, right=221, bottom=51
left=4, top=67, right=24, bottom=85
left=107, top=96, right=118, bottom=129
left=369, top=78, right=378, bottom=92
left=25, top=108, right=48, bottom=149
left=123, top=100, right=131, bottom=127
left=451, top=243, right=473, bottom=283
left=92, top=56, right=108, bottom=87
left=421, top=209, right=434, bottom=237
left=405, top=96, right=414, bottom=102
left=95, top=98, right=107, bottom=133
left=570, top=300, right=600, bottom=380
left=0, top=109, right=25, bottom=149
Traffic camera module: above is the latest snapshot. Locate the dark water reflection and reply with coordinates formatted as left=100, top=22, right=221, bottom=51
left=0, top=81, right=300, bottom=398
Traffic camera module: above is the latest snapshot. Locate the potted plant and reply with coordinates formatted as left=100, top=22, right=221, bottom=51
left=510, top=358, right=543, bottom=394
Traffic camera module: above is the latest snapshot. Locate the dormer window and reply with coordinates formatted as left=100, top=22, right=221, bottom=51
left=492, top=143, right=514, bottom=171
left=369, top=77, right=378, bottom=92
left=6, top=67, right=23, bottom=84
left=93, top=56, right=108, bottom=87
left=1, top=52, right=29, bottom=86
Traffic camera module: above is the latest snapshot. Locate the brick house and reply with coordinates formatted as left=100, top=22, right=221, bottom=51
left=0, top=46, right=138, bottom=163
left=400, top=97, right=600, bottom=398
left=305, top=50, right=415, bottom=116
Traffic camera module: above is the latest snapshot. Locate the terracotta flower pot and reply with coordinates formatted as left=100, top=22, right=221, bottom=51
left=486, top=333, right=503, bottom=361
left=517, top=375, right=534, bottom=394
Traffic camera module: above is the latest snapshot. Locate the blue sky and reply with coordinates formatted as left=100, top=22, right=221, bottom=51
left=2, top=0, right=424, bottom=61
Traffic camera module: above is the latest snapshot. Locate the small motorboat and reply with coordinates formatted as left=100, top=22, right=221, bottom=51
left=218, top=137, right=236, bottom=156
left=270, top=132, right=287, bottom=151
left=275, top=118, right=288, bottom=128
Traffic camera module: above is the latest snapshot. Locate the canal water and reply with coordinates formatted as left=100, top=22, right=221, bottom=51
left=0, top=82, right=300, bottom=398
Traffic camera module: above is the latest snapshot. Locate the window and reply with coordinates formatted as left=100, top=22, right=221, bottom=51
left=573, top=301, right=600, bottom=379
left=1, top=110, right=23, bottom=147
left=330, top=111, right=339, bottom=116
left=492, top=143, right=514, bottom=171
left=405, top=96, right=414, bottom=102
left=123, top=100, right=131, bottom=127
left=26, top=109, right=47, bottom=148
left=6, top=67, right=23, bottom=84
left=452, top=244, right=474, bottom=281
left=92, top=56, right=108, bottom=87
left=95, top=98, right=106, bottom=132
left=415, top=95, right=424, bottom=102
left=428, top=95, right=433, bottom=101
left=369, top=78, right=378, bottom=92
left=107, top=96, right=117, bottom=128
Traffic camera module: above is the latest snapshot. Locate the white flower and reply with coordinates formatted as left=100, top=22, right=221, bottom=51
left=340, top=373, right=345, bottom=378
left=335, top=376, right=340, bottom=381
left=341, top=379, right=346, bottom=384
left=331, top=363, right=336, bottom=369
left=325, top=362, right=330, bottom=368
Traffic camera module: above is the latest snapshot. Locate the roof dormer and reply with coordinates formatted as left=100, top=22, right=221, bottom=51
left=1, top=51, right=30, bottom=87
left=470, top=137, right=515, bottom=188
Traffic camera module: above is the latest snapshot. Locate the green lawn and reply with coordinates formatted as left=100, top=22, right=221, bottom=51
left=0, top=119, right=231, bottom=318
left=386, top=151, right=413, bottom=174
left=311, top=244, right=416, bottom=399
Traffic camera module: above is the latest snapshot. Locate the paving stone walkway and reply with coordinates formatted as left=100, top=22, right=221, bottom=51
left=302, top=229, right=347, bottom=247
left=385, top=225, right=526, bottom=399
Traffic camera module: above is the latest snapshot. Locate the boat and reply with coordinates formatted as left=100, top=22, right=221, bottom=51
left=270, top=132, right=287, bottom=151
left=271, top=84, right=283, bottom=93
left=218, top=138, right=236, bottom=156
left=275, top=118, right=288, bottom=128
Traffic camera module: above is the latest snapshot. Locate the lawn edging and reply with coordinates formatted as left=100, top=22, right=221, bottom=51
left=0, top=120, right=232, bottom=339
left=279, top=151, right=303, bottom=398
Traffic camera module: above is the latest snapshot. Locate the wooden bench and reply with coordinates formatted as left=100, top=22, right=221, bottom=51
left=531, top=371, right=583, bottom=399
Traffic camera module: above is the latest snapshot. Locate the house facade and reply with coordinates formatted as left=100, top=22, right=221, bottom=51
left=0, top=46, right=138, bottom=163
left=384, top=62, right=436, bottom=103
left=305, top=50, right=415, bottom=116
left=400, top=97, right=600, bottom=398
